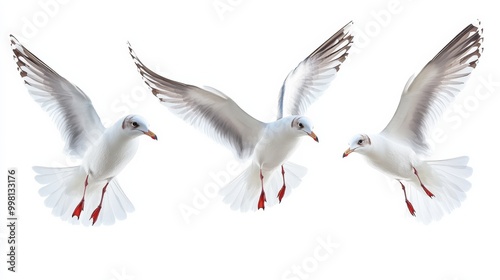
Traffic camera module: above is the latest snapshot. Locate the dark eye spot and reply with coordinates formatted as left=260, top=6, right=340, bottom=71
left=357, top=139, right=363, bottom=145
left=298, top=123, right=304, bottom=129
left=132, top=121, right=139, bottom=128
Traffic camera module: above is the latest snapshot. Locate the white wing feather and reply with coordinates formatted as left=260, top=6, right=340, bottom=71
left=11, top=35, right=105, bottom=158
left=382, top=21, right=483, bottom=154
left=277, top=21, right=354, bottom=119
left=129, top=43, right=266, bottom=159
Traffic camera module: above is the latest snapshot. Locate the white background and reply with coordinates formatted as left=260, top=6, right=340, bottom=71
left=1, top=0, right=499, bottom=279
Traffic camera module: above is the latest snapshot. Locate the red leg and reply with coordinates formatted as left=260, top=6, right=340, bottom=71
left=413, top=167, right=434, bottom=198
left=258, top=170, right=266, bottom=210
left=90, top=182, right=109, bottom=225
left=72, top=175, right=89, bottom=219
left=400, top=181, right=416, bottom=216
left=277, top=165, right=286, bottom=203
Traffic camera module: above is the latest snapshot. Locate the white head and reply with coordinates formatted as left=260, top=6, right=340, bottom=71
left=290, top=116, right=319, bottom=142
left=343, top=134, right=371, bottom=157
left=121, top=115, right=158, bottom=140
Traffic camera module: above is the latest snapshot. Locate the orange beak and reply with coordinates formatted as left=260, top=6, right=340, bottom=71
left=308, top=131, right=319, bottom=142
left=144, top=130, right=158, bottom=140
left=342, top=148, right=353, bottom=158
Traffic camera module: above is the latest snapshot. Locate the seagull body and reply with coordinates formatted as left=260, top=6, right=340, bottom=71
left=254, top=116, right=306, bottom=171
left=11, top=36, right=157, bottom=226
left=357, top=134, right=417, bottom=179
left=82, top=117, right=141, bottom=180
left=130, top=22, right=354, bottom=211
left=343, top=22, right=483, bottom=223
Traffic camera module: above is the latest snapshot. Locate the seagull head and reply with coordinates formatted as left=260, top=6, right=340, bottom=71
left=121, top=115, right=158, bottom=140
left=291, top=116, right=318, bottom=142
left=343, top=134, right=371, bottom=157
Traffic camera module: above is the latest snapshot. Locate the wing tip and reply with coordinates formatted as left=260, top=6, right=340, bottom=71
left=9, top=35, right=22, bottom=52
left=343, top=20, right=354, bottom=33
left=468, top=19, right=484, bottom=68
left=471, top=18, right=482, bottom=30
left=470, top=19, right=483, bottom=41
left=126, top=42, right=161, bottom=98
left=127, top=41, right=137, bottom=60
left=431, top=20, right=484, bottom=69
left=127, top=41, right=142, bottom=68
left=9, top=34, right=19, bottom=45
left=9, top=35, right=31, bottom=80
left=127, top=40, right=149, bottom=75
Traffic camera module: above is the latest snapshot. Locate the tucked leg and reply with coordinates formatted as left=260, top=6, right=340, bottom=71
left=72, top=175, right=89, bottom=219
left=277, top=165, right=286, bottom=203
left=258, top=170, right=266, bottom=210
left=90, top=182, right=109, bottom=225
left=400, top=181, right=416, bottom=216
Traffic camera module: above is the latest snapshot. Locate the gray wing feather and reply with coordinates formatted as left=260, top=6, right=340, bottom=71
left=277, top=21, right=354, bottom=119
left=381, top=21, right=483, bottom=155
left=128, top=43, right=266, bottom=159
left=11, top=35, right=105, bottom=158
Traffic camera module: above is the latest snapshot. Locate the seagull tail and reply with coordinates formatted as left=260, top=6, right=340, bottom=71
left=406, top=156, right=472, bottom=224
left=220, top=161, right=307, bottom=211
left=33, top=166, right=134, bottom=226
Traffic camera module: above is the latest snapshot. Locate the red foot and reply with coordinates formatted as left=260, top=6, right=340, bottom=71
left=89, top=182, right=108, bottom=225
left=90, top=206, right=102, bottom=225
left=72, top=199, right=85, bottom=219
left=405, top=199, right=416, bottom=216
left=421, top=185, right=435, bottom=198
left=400, top=181, right=416, bottom=217
left=72, top=174, right=90, bottom=219
left=277, top=185, right=286, bottom=203
left=257, top=169, right=266, bottom=210
left=277, top=165, right=286, bottom=203
left=258, top=191, right=267, bottom=210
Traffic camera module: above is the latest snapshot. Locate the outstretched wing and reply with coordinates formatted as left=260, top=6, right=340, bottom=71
left=11, top=35, right=105, bottom=158
left=277, top=21, right=354, bottom=119
left=381, top=21, right=483, bottom=154
left=128, top=43, right=266, bottom=159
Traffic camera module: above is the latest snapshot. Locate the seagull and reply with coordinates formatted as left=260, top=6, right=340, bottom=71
left=343, top=21, right=483, bottom=223
left=10, top=35, right=158, bottom=226
left=129, top=21, right=354, bottom=211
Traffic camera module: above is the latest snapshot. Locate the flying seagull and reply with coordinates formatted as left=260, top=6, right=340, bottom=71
left=129, top=21, right=354, bottom=211
left=11, top=35, right=158, bottom=225
left=343, top=21, right=483, bottom=223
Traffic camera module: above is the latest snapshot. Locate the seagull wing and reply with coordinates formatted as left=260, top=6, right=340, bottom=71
left=11, top=35, right=105, bottom=158
left=277, top=21, right=354, bottom=119
left=129, top=43, right=266, bottom=159
left=381, top=21, right=483, bottom=155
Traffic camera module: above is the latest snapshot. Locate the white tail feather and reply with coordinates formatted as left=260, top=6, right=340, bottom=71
left=405, top=156, right=472, bottom=223
left=33, top=166, right=134, bottom=226
left=220, top=161, right=307, bottom=211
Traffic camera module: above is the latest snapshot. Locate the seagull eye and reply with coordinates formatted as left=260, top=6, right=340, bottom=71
left=298, top=123, right=304, bottom=129
left=132, top=121, right=139, bottom=128
left=357, top=139, right=363, bottom=145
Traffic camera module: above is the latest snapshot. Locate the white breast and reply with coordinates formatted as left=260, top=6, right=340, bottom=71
left=364, top=134, right=417, bottom=180
left=82, top=124, right=139, bottom=182
left=254, top=119, right=301, bottom=171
